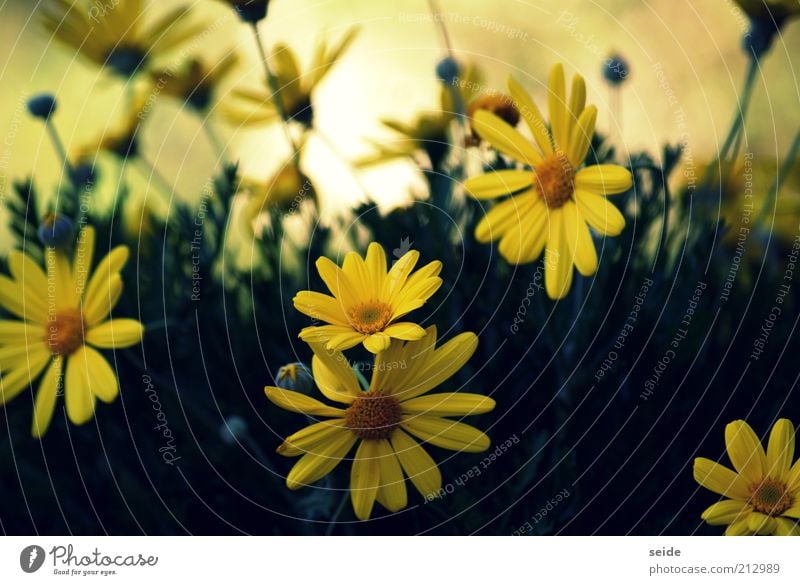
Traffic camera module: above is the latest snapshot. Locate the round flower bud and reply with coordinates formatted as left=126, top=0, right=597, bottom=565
left=603, top=54, right=630, bottom=86
left=27, top=93, right=58, bottom=120
left=275, top=362, right=314, bottom=394
left=228, top=0, right=269, bottom=23
left=435, top=56, right=461, bottom=83
left=219, top=416, right=249, bottom=446
left=37, top=213, right=75, bottom=249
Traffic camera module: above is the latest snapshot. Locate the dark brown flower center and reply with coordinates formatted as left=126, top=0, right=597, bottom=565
left=345, top=392, right=402, bottom=441
left=347, top=301, right=393, bottom=335
left=535, top=152, right=574, bottom=209
left=46, top=308, right=85, bottom=356
left=750, top=478, right=793, bottom=516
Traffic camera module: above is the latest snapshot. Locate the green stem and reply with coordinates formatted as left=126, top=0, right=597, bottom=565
left=754, top=129, right=800, bottom=227
left=250, top=22, right=302, bottom=167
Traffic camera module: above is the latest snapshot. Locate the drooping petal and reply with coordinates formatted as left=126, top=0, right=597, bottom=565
left=390, top=428, right=441, bottom=499
left=383, top=322, right=426, bottom=341
left=725, top=420, right=766, bottom=484
left=285, top=430, right=357, bottom=489
left=376, top=439, right=407, bottom=512
left=498, top=196, right=548, bottom=264
left=64, top=350, right=96, bottom=426
left=351, top=439, right=381, bottom=520
left=544, top=209, right=574, bottom=300
left=574, top=189, right=626, bottom=236
left=32, top=356, right=63, bottom=438
left=773, top=517, right=800, bottom=536
left=475, top=193, right=537, bottom=244
left=563, top=200, right=598, bottom=277
left=80, top=346, right=119, bottom=403
left=364, top=333, right=391, bottom=354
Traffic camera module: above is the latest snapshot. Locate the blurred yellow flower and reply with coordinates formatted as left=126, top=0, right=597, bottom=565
left=694, top=419, right=800, bottom=536
left=238, top=163, right=317, bottom=235
left=42, top=0, right=208, bottom=78
left=265, top=327, right=494, bottom=520
left=294, top=243, right=442, bottom=354
left=357, top=62, right=490, bottom=167
left=0, top=227, right=144, bottom=437
left=464, top=63, right=632, bottom=299
left=222, top=26, right=359, bottom=127
left=151, top=53, right=240, bottom=113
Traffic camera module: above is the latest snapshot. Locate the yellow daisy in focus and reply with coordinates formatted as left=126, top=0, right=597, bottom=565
left=42, top=0, right=208, bottom=78
left=294, top=243, right=442, bottom=354
left=464, top=63, right=633, bottom=300
left=222, top=27, right=359, bottom=127
left=694, top=419, right=800, bottom=536
left=265, top=327, right=495, bottom=520
left=0, top=227, right=144, bottom=437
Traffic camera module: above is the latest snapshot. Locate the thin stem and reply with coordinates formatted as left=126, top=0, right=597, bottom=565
left=45, top=119, right=79, bottom=212
left=203, top=118, right=225, bottom=161
left=754, top=129, right=800, bottom=227
left=427, top=0, right=454, bottom=56
left=250, top=22, right=301, bottom=166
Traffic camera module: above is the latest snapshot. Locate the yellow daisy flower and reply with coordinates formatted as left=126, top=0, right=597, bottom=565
left=294, top=243, right=442, bottom=354
left=222, top=26, right=359, bottom=127
left=265, top=326, right=495, bottom=520
left=42, top=0, right=208, bottom=78
left=464, top=63, right=633, bottom=299
left=694, top=419, right=800, bottom=536
left=0, top=227, right=144, bottom=437
left=151, top=53, right=240, bottom=113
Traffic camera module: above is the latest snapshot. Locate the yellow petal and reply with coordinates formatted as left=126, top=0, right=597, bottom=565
left=547, top=63, right=568, bottom=151
left=72, top=226, right=95, bottom=296
left=693, top=457, right=751, bottom=500
left=464, top=170, right=534, bottom=200
left=32, top=356, right=63, bottom=438
left=497, top=197, right=548, bottom=264
left=65, top=350, right=96, bottom=426
left=382, top=250, right=419, bottom=303
left=351, top=439, right=381, bottom=520
left=0, top=275, right=44, bottom=322
left=472, top=110, right=542, bottom=165
left=507, top=75, right=553, bottom=156
left=7, top=250, right=49, bottom=317
left=376, top=439, right=407, bottom=512
left=80, top=346, right=119, bottom=403
left=747, top=511, right=777, bottom=535
left=563, top=200, right=598, bottom=277
left=278, top=420, right=349, bottom=457
left=766, top=418, right=795, bottom=482
left=309, top=343, right=361, bottom=402
left=83, top=274, right=123, bottom=326
left=567, top=105, right=597, bottom=168
left=390, top=429, right=441, bottom=499
left=574, top=189, right=626, bottom=236
left=364, top=333, right=391, bottom=354
left=725, top=420, right=766, bottom=483
left=342, top=251, right=372, bottom=298
left=285, top=430, right=357, bottom=489
left=85, top=319, right=144, bottom=348
left=315, top=256, right=359, bottom=301
left=575, top=165, right=633, bottom=195
left=401, top=393, right=495, bottom=416
left=475, top=193, right=537, bottom=244
left=773, top=517, right=800, bottom=536
left=544, top=209, right=573, bottom=300
left=382, top=322, right=426, bottom=341
left=724, top=517, right=752, bottom=536
left=394, top=331, right=478, bottom=401
left=567, top=73, right=587, bottom=139
left=264, top=386, right=346, bottom=417
left=700, top=499, right=751, bottom=526
left=0, top=347, right=50, bottom=406
left=365, top=243, right=388, bottom=298
left=401, top=415, right=491, bottom=452
left=293, top=291, right=348, bottom=325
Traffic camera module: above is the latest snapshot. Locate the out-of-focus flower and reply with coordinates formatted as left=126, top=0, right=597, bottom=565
left=275, top=362, right=314, bottom=393
left=464, top=63, right=633, bottom=300
left=602, top=54, right=630, bottom=86
left=293, top=243, right=442, bottom=354
left=42, top=0, right=209, bottom=78
left=27, top=93, right=58, bottom=120
left=0, top=227, right=144, bottom=437
left=466, top=93, right=519, bottom=147
left=435, top=56, right=460, bottom=83
left=264, top=327, right=495, bottom=520
left=72, top=88, right=150, bottom=162
left=219, top=0, right=269, bottom=23
left=357, top=62, right=482, bottom=167
left=222, top=27, right=359, bottom=127
left=37, top=212, right=75, bottom=249
left=151, top=53, right=240, bottom=113
left=238, top=163, right=317, bottom=235
left=694, top=419, right=800, bottom=536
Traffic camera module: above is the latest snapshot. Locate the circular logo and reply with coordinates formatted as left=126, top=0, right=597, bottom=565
left=20, top=545, right=46, bottom=573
